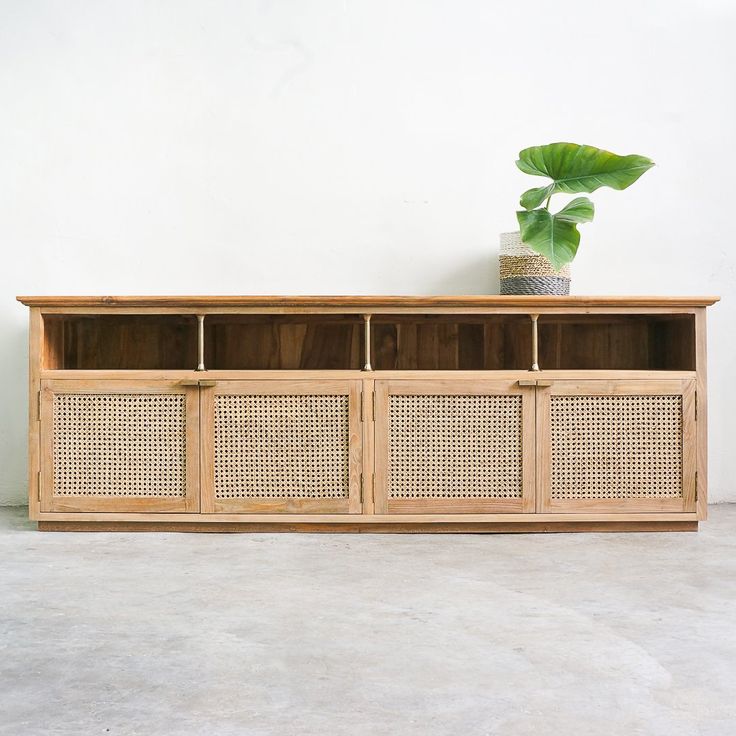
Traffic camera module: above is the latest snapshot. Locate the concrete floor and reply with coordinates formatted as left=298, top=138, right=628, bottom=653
left=1, top=508, right=735, bottom=736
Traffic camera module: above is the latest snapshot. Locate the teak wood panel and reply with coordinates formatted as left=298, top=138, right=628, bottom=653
left=536, top=379, right=696, bottom=513
left=200, top=379, right=362, bottom=514
left=695, top=308, right=708, bottom=519
left=373, top=379, right=535, bottom=514
left=38, top=520, right=698, bottom=533
left=205, top=315, right=362, bottom=370
left=370, top=315, right=532, bottom=371
left=20, top=295, right=716, bottom=531
left=39, top=311, right=700, bottom=373
left=28, top=308, right=43, bottom=519
left=40, top=379, right=200, bottom=513
left=536, top=314, right=696, bottom=371
left=17, top=295, right=721, bottom=309
left=43, top=314, right=198, bottom=370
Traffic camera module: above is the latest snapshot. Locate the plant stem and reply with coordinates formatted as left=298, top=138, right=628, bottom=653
left=544, top=194, right=552, bottom=211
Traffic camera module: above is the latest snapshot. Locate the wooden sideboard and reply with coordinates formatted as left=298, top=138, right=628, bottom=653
left=17, top=295, right=719, bottom=533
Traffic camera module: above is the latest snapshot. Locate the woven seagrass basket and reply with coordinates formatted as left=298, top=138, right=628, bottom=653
left=499, top=231, right=571, bottom=295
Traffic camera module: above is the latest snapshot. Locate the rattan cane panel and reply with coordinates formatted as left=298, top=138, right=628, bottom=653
left=550, top=395, right=683, bottom=499
left=53, top=394, right=187, bottom=497
left=387, top=394, right=523, bottom=499
left=214, top=394, right=350, bottom=499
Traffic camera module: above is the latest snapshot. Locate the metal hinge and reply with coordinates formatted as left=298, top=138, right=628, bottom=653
left=695, top=392, right=698, bottom=421
left=37, top=391, right=42, bottom=421
left=360, top=473, right=364, bottom=502
left=360, top=393, right=365, bottom=422
left=37, top=470, right=41, bottom=501
left=372, top=392, right=376, bottom=421
left=695, top=470, right=698, bottom=499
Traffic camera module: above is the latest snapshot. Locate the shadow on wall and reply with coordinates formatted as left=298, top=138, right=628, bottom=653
left=0, top=315, right=29, bottom=506
left=427, top=253, right=499, bottom=295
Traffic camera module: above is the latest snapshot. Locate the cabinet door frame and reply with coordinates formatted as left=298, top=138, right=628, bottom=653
left=537, top=379, right=696, bottom=513
left=374, top=379, right=536, bottom=514
left=201, top=379, right=363, bottom=514
left=40, top=379, right=200, bottom=513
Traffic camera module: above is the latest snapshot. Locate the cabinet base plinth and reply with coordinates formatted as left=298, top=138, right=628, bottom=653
left=38, top=520, right=698, bottom=534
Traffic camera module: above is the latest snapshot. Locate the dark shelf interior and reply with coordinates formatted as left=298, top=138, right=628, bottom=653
left=204, top=315, right=362, bottom=370
left=43, top=314, right=198, bottom=370
left=537, top=314, right=695, bottom=370
left=370, top=314, right=531, bottom=370
left=42, top=312, right=696, bottom=372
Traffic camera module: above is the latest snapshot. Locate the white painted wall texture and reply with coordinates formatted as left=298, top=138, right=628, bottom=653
left=1, top=0, right=734, bottom=504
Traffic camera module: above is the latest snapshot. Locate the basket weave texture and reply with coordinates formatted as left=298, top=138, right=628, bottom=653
left=53, top=393, right=187, bottom=497
left=387, top=394, right=523, bottom=499
left=499, top=231, right=571, bottom=295
left=213, top=394, right=350, bottom=499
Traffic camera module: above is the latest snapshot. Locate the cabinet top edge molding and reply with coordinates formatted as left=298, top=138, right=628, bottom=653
left=16, top=294, right=721, bottom=309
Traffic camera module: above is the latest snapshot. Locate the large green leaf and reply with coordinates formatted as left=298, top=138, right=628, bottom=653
left=556, top=196, right=595, bottom=223
left=516, top=197, right=595, bottom=270
left=519, top=184, right=554, bottom=210
left=516, top=143, right=654, bottom=209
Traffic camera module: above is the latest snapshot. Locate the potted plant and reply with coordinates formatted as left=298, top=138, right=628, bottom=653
left=500, top=142, right=654, bottom=294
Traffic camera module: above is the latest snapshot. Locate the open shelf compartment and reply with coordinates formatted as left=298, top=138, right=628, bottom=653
left=204, top=314, right=363, bottom=370
left=537, top=313, right=695, bottom=371
left=41, top=311, right=695, bottom=372
left=43, top=314, right=199, bottom=370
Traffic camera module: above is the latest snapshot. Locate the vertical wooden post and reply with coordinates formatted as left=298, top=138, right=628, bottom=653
left=196, top=315, right=206, bottom=371
left=28, top=308, right=42, bottom=520
left=695, top=308, right=708, bottom=520
left=530, top=313, right=540, bottom=372
left=363, top=314, right=373, bottom=371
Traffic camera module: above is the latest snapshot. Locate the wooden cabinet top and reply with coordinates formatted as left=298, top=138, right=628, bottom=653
left=16, top=295, right=720, bottom=309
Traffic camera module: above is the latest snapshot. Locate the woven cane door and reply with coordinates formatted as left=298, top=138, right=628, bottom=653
left=537, top=379, right=696, bottom=512
left=201, top=380, right=362, bottom=513
left=373, top=380, right=535, bottom=514
left=39, top=380, right=200, bottom=513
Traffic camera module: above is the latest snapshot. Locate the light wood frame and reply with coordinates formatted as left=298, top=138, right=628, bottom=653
left=200, top=379, right=363, bottom=514
left=536, top=379, right=697, bottom=513
left=17, top=295, right=718, bottom=532
left=39, top=379, right=200, bottom=513
left=373, top=379, right=536, bottom=514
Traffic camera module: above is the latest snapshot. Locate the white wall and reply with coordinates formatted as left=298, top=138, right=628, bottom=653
left=1, top=0, right=734, bottom=505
